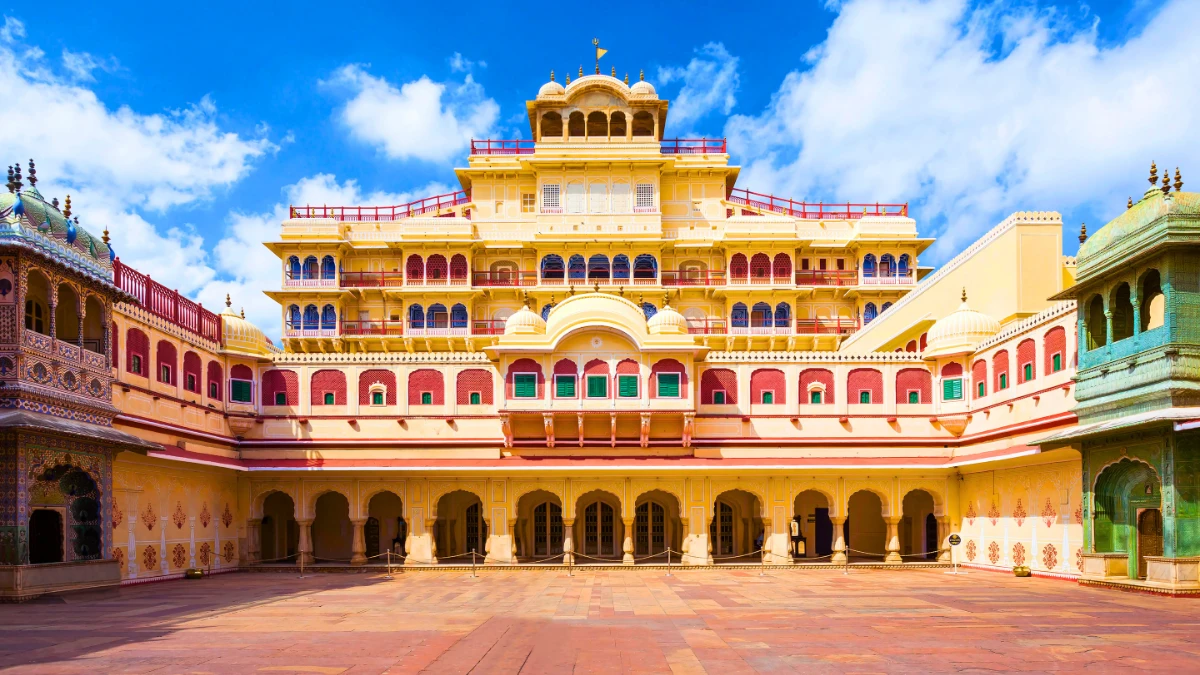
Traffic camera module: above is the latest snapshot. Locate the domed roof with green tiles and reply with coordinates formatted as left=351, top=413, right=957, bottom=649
left=2, top=162, right=114, bottom=279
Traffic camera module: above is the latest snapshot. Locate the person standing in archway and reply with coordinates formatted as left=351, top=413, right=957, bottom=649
left=790, top=517, right=804, bottom=559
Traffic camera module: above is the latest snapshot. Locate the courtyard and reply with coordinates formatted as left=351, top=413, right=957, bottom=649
left=1, top=569, right=1197, bottom=674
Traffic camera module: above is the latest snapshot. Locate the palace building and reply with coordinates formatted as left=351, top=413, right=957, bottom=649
left=2, top=72, right=1197, bottom=600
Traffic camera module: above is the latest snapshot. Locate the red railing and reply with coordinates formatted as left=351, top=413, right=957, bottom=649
left=661, top=138, right=727, bottom=154
left=472, top=271, right=538, bottom=287
left=472, top=319, right=507, bottom=336
left=340, top=272, right=404, bottom=287
left=661, top=270, right=727, bottom=286
left=795, top=318, right=859, bottom=335
left=471, top=139, right=535, bottom=155
left=687, top=318, right=728, bottom=335
left=289, top=190, right=469, bottom=221
left=113, top=259, right=222, bottom=343
left=795, top=270, right=858, bottom=286
left=728, top=188, right=907, bottom=220
left=341, top=321, right=404, bottom=336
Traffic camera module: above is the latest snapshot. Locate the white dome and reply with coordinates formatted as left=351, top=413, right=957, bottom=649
left=630, top=80, right=657, bottom=97
left=924, top=292, right=1000, bottom=358
left=647, top=304, right=688, bottom=335
left=537, top=80, right=565, bottom=98
left=504, top=305, right=547, bottom=335
left=221, top=304, right=274, bottom=356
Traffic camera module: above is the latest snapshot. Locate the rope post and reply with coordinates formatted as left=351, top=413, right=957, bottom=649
left=760, top=549, right=766, bottom=577
left=843, top=550, right=849, bottom=576
left=385, top=550, right=393, bottom=580
left=666, top=547, right=672, bottom=577
left=299, top=552, right=306, bottom=579
left=471, top=549, right=477, bottom=578
left=567, top=552, right=573, bottom=577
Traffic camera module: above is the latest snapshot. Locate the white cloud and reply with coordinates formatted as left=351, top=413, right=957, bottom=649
left=61, top=48, right=117, bottom=81
left=0, top=15, right=24, bottom=43
left=329, top=64, right=499, bottom=163
left=724, top=0, right=1200, bottom=261
left=657, top=43, right=739, bottom=130
left=449, top=52, right=485, bottom=73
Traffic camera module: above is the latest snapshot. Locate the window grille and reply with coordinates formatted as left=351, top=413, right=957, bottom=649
left=635, top=183, right=654, bottom=211
left=541, top=184, right=561, bottom=211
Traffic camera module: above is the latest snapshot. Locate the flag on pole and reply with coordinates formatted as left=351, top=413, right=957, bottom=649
left=593, top=38, right=607, bottom=74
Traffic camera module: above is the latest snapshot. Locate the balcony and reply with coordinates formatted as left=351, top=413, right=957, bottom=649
left=470, top=139, right=535, bottom=155
left=661, top=138, right=726, bottom=154
left=283, top=276, right=338, bottom=289
left=795, top=270, right=858, bottom=286
left=473, top=271, right=538, bottom=287
left=662, top=270, right=727, bottom=287
left=685, top=318, right=859, bottom=336
left=114, top=260, right=222, bottom=343
left=471, top=319, right=507, bottom=336
left=540, top=274, right=659, bottom=286
left=340, top=272, right=404, bottom=288
left=404, top=275, right=470, bottom=287
left=341, top=321, right=404, bottom=336
left=795, top=318, right=859, bottom=336
left=860, top=273, right=915, bottom=286
left=728, top=188, right=907, bottom=220
left=289, top=190, right=469, bottom=222
left=284, top=327, right=338, bottom=338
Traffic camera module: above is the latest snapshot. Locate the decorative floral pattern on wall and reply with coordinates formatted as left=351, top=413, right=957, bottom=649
left=198, top=542, right=212, bottom=566
left=1042, top=543, right=1057, bottom=570
left=112, top=501, right=123, bottom=529
left=987, top=501, right=1000, bottom=526
left=171, top=543, right=187, bottom=569
left=113, top=546, right=126, bottom=572
left=987, top=541, right=1000, bottom=564
left=1041, top=498, right=1056, bottom=528
left=199, top=503, right=210, bottom=529
left=965, top=502, right=976, bottom=526
left=142, top=545, right=157, bottom=569
left=1012, top=542, right=1026, bottom=566
left=222, top=503, right=233, bottom=529
left=1074, top=505, right=1082, bottom=525
left=222, top=540, right=235, bottom=563
left=1075, top=547, right=1083, bottom=572
left=141, top=503, right=156, bottom=531
left=965, top=540, right=977, bottom=562
left=1013, top=498, right=1027, bottom=527
left=172, top=502, right=186, bottom=529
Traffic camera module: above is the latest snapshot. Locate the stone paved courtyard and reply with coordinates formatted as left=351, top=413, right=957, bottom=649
left=1, top=568, right=1198, bottom=674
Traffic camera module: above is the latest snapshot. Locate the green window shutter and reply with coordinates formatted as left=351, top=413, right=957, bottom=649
left=999, top=373, right=1008, bottom=390
left=618, top=375, right=638, bottom=398
left=859, top=390, right=871, bottom=404
left=908, top=391, right=919, bottom=404
left=978, top=382, right=985, bottom=398
left=274, top=391, right=287, bottom=405
left=372, top=391, right=384, bottom=405
left=587, top=376, right=607, bottom=398
left=943, top=378, right=963, bottom=401
left=762, top=391, right=774, bottom=404
left=712, top=390, right=726, bottom=404
left=658, top=373, right=680, bottom=398
left=810, top=390, right=822, bottom=404
left=231, top=380, right=252, bottom=403
left=1053, top=353, right=1062, bottom=372
left=555, top=375, right=575, bottom=398
left=515, top=373, right=537, bottom=398
left=421, top=391, right=432, bottom=405
left=324, top=392, right=335, bottom=405
left=1024, top=364, right=1033, bottom=381
left=469, top=392, right=481, bottom=405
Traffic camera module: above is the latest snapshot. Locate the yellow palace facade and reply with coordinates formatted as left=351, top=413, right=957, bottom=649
left=6, top=69, right=1193, bottom=599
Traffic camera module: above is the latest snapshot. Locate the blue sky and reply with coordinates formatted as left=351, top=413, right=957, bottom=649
left=2, top=0, right=1197, bottom=338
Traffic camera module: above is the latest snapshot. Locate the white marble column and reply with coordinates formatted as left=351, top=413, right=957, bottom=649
left=562, top=518, right=575, bottom=565
left=350, top=518, right=367, bottom=566
left=830, top=516, right=847, bottom=564
left=885, top=516, right=902, bottom=563
left=297, top=519, right=314, bottom=565
left=622, top=518, right=635, bottom=565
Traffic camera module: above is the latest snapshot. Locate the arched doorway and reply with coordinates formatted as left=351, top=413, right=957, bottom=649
left=1094, top=458, right=1161, bottom=579
left=28, top=465, right=101, bottom=563
left=793, top=490, right=833, bottom=559
left=846, top=491, right=887, bottom=561
left=634, top=490, right=682, bottom=560
left=260, top=492, right=297, bottom=563
left=574, top=490, right=622, bottom=561
left=29, top=509, right=64, bottom=564
left=435, top=490, right=486, bottom=560
left=515, top=489, right=563, bottom=560
left=366, top=491, right=405, bottom=558
left=710, top=489, right=763, bottom=561
left=312, top=492, right=352, bottom=563
left=901, top=489, right=937, bottom=560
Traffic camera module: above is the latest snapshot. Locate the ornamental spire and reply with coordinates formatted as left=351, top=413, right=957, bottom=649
left=5, top=166, right=12, bottom=193
left=1149, top=161, right=1158, bottom=187
left=1127, top=196, right=1133, bottom=209
left=550, top=69, right=554, bottom=82
left=26, top=159, right=35, bottom=187
left=961, top=287, right=967, bottom=303
left=102, top=226, right=110, bottom=245
left=1162, top=171, right=1171, bottom=195
left=225, top=293, right=232, bottom=308
left=63, top=195, right=72, bottom=218
left=12, top=163, right=21, bottom=192
left=1079, top=222, right=1087, bottom=244
left=1175, top=167, right=1183, bottom=192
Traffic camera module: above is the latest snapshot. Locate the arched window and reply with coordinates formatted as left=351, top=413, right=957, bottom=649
left=406, top=254, right=424, bottom=282
left=642, top=302, right=657, bottom=319
left=731, top=302, right=749, bottom=328
left=633, top=254, right=657, bottom=280
left=541, top=304, right=554, bottom=320
left=408, top=304, right=425, bottom=329
left=303, top=256, right=319, bottom=279
left=207, top=361, right=223, bottom=401
left=303, top=305, right=319, bottom=330
left=863, top=302, right=878, bottom=324
left=749, top=253, right=771, bottom=280
left=898, top=254, right=910, bottom=277
left=993, top=350, right=1010, bottom=392
left=774, top=302, right=791, bottom=328
left=588, top=180, right=608, bottom=213
left=183, top=351, right=202, bottom=393
left=449, top=254, right=468, bottom=282
left=879, top=254, right=895, bottom=277
left=126, top=327, right=148, bottom=376
left=631, top=111, right=654, bottom=137
left=1111, top=283, right=1133, bottom=341
left=427, top=303, right=448, bottom=328
left=1141, top=270, right=1165, bottom=332
left=612, top=254, right=630, bottom=280
left=541, top=111, right=562, bottom=138
left=730, top=253, right=748, bottom=281
left=610, top=111, right=627, bottom=137
left=321, top=304, right=336, bottom=330
left=321, top=255, right=336, bottom=280
left=426, top=254, right=448, bottom=281
left=586, top=111, right=608, bottom=137
left=541, top=254, right=564, bottom=280
left=568, top=111, right=585, bottom=137
left=156, top=340, right=177, bottom=385
left=772, top=253, right=792, bottom=280
left=588, top=254, right=610, bottom=280
left=1017, top=338, right=1036, bottom=383
left=450, top=303, right=468, bottom=328
left=1086, top=295, right=1107, bottom=349
left=286, top=305, right=301, bottom=329
left=751, top=302, right=772, bottom=328
left=863, top=254, right=877, bottom=277
left=568, top=254, right=586, bottom=280
left=287, top=256, right=300, bottom=279
left=881, top=302, right=892, bottom=312
left=611, top=183, right=630, bottom=212
left=566, top=182, right=585, bottom=214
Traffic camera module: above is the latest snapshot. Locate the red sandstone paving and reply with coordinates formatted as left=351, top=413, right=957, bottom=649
left=0, top=570, right=1197, bottom=673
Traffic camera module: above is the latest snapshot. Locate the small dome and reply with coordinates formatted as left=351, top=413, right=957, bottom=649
left=924, top=292, right=1000, bottom=358
left=538, top=80, right=565, bottom=98
left=504, top=305, right=546, bottom=335
left=220, top=303, right=274, bottom=355
left=630, top=80, right=656, bottom=97
left=647, top=304, right=688, bottom=335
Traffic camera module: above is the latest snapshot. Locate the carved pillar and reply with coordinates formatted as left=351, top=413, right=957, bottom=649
left=47, top=280, right=57, bottom=339
left=562, top=518, right=574, bottom=564
left=937, top=516, right=952, bottom=562
left=1104, top=309, right=1113, bottom=346
left=77, top=293, right=85, bottom=353
left=622, top=518, right=635, bottom=565
left=884, top=516, right=902, bottom=563
left=297, top=519, right=314, bottom=565
left=350, top=518, right=367, bottom=566
left=426, top=518, right=438, bottom=564
left=830, top=516, right=847, bottom=564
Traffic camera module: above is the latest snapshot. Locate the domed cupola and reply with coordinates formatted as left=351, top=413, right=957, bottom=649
left=630, top=70, right=656, bottom=98
left=923, top=289, right=1001, bottom=359
left=538, top=71, right=566, bottom=99
left=647, top=300, right=687, bottom=335
left=220, top=295, right=275, bottom=356
left=504, top=301, right=547, bottom=336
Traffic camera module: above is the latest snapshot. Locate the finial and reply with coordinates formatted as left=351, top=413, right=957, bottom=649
left=1127, top=196, right=1133, bottom=209
left=63, top=195, right=71, bottom=218
left=1175, top=167, right=1183, bottom=192
left=521, top=290, right=530, bottom=308
left=102, top=227, right=109, bottom=245
left=1079, top=222, right=1087, bottom=244
left=638, top=293, right=644, bottom=305
left=567, top=284, right=575, bottom=296
left=51, top=197, right=59, bottom=209
left=12, top=164, right=21, bottom=191
left=579, top=65, right=583, bottom=78
left=1162, top=171, right=1171, bottom=195
left=74, top=216, right=79, bottom=224
left=240, top=308, right=245, bottom=319
left=550, top=294, right=555, bottom=305
left=639, top=69, right=644, bottom=81
left=550, top=69, right=554, bottom=82
left=225, top=293, right=231, bottom=308
left=624, top=73, right=629, bottom=84
left=961, top=287, right=967, bottom=303
left=1149, top=161, right=1158, bottom=186
left=565, top=73, right=570, bottom=84
left=26, top=159, right=35, bottom=187
left=662, top=292, right=671, bottom=307
left=611, top=66, right=616, bottom=77
left=593, top=282, right=600, bottom=293
left=5, top=166, right=12, bottom=193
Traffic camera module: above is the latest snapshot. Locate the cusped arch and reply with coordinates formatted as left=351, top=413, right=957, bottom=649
left=844, top=485, right=892, bottom=518
left=428, top=481, right=488, bottom=520
left=788, top=483, right=840, bottom=518
left=251, top=485, right=299, bottom=520
left=631, top=483, right=685, bottom=519
left=573, top=487, right=625, bottom=520
left=900, top=484, right=947, bottom=517
left=709, top=483, right=769, bottom=519
left=509, top=481, right=567, bottom=517
left=358, top=485, right=406, bottom=521
left=304, top=485, right=354, bottom=521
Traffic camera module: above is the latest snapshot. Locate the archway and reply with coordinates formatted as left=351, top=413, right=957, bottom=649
left=260, top=491, right=297, bottom=563
left=28, top=509, right=64, bottom=564
left=435, top=489, right=486, bottom=560
left=366, top=491, right=405, bottom=558
left=710, top=489, right=763, bottom=561
left=901, top=489, right=937, bottom=560
left=1094, top=458, right=1161, bottom=579
left=24, top=270, right=50, bottom=335
left=82, top=295, right=104, bottom=354
left=574, top=490, right=622, bottom=561
left=28, top=465, right=100, bottom=563
left=846, top=490, right=887, bottom=561
left=793, top=489, right=833, bottom=559
left=633, top=490, right=682, bottom=561
left=55, top=283, right=80, bottom=343
left=515, top=489, right=563, bottom=560
left=312, top=491, right=352, bottom=564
